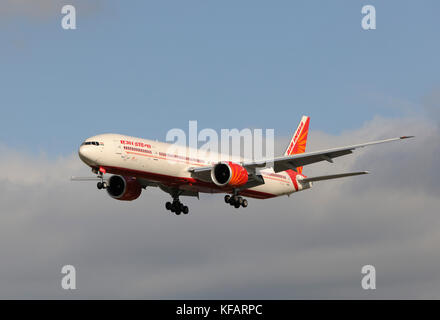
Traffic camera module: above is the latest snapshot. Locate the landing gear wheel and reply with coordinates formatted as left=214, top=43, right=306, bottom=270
left=102, top=182, right=107, bottom=189
left=167, top=190, right=189, bottom=215
left=224, top=193, right=248, bottom=209
left=97, top=182, right=103, bottom=189
left=168, top=201, right=187, bottom=215
left=229, top=195, right=238, bottom=206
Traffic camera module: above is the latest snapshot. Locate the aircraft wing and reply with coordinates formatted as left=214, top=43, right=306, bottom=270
left=188, top=136, right=413, bottom=185
left=244, top=136, right=414, bottom=173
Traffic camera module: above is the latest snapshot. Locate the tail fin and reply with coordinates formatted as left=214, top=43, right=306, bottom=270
left=284, top=115, right=310, bottom=175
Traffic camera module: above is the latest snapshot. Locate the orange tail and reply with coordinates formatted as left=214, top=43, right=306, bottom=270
left=284, top=116, right=310, bottom=175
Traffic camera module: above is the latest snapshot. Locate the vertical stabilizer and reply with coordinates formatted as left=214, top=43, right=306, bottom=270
left=284, top=116, right=310, bottom=174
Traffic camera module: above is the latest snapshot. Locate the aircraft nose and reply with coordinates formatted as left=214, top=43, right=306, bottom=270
left=78, top=145, right=94, bottom=164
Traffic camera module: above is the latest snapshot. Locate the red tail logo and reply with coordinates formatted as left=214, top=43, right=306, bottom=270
left=284, top=116, right=310, bottom=175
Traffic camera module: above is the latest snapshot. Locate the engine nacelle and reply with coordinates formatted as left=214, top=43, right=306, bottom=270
left=211, top=162, right=248, bottom=187
left=106, top=175, right=142, bottom=201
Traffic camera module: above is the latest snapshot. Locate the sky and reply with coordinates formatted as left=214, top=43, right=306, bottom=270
left=1, top=0, right=439, bottom=154
left=0, top=0, right=439, bottom=298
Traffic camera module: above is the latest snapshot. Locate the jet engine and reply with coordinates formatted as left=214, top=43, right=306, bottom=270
left=211, top=162, right=248, bottom=187
left=106, top=175, right=142, bottom=201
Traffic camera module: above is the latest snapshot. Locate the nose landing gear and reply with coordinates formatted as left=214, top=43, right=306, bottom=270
left=97, top=181, right=107, bottom=189
left=96, top=168, right=107, bottom=190
left=225, top=194, right=248, bottom=208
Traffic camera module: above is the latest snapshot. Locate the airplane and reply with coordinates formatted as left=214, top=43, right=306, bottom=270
left=72, top=116, right=413, bottom=215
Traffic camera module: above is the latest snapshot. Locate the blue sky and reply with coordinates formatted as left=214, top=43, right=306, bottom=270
left=1, top=0, right=439, bottom=155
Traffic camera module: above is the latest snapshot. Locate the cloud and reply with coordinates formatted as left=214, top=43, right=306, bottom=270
left=422, top=87, right=440, bottom=127
left=0, top=116, right=439, bottom=298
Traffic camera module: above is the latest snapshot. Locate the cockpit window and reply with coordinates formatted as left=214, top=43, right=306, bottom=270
left=82, top=141, right=100, bottom=146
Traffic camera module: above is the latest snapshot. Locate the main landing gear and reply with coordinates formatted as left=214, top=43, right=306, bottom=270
left=225, top=194, right=248, bottom=209
left=96, top=170, right=107, bottom=189
left=165, top=201, right=189, bottom=215
left=165, top=192, right=189, bottom=215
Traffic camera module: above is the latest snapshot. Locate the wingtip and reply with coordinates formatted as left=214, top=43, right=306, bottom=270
left=400, top=135, right=415, bottom=139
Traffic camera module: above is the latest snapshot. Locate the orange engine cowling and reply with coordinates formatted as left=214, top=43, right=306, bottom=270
left=106, top=175, right=142, bottom=201
left=211, top=162, right=248, bottom=187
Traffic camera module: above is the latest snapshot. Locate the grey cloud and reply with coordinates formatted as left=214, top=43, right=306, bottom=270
left=422, top=88, right=440, bottom=127
left=0, top=116, right=439, bottom=299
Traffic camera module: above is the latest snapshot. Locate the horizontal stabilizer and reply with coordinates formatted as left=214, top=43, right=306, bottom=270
left=70, top=176, right=102, bottom=181
left=301, top=171, right=369, bottom=183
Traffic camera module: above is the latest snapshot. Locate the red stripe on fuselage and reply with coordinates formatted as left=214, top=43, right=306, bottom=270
left=101, top=165, right=277, bottom=199
left=285, top=169, right=299, bottom=191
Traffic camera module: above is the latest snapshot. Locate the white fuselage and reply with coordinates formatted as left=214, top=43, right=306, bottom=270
left=78, top=133, right=310, bottom=199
